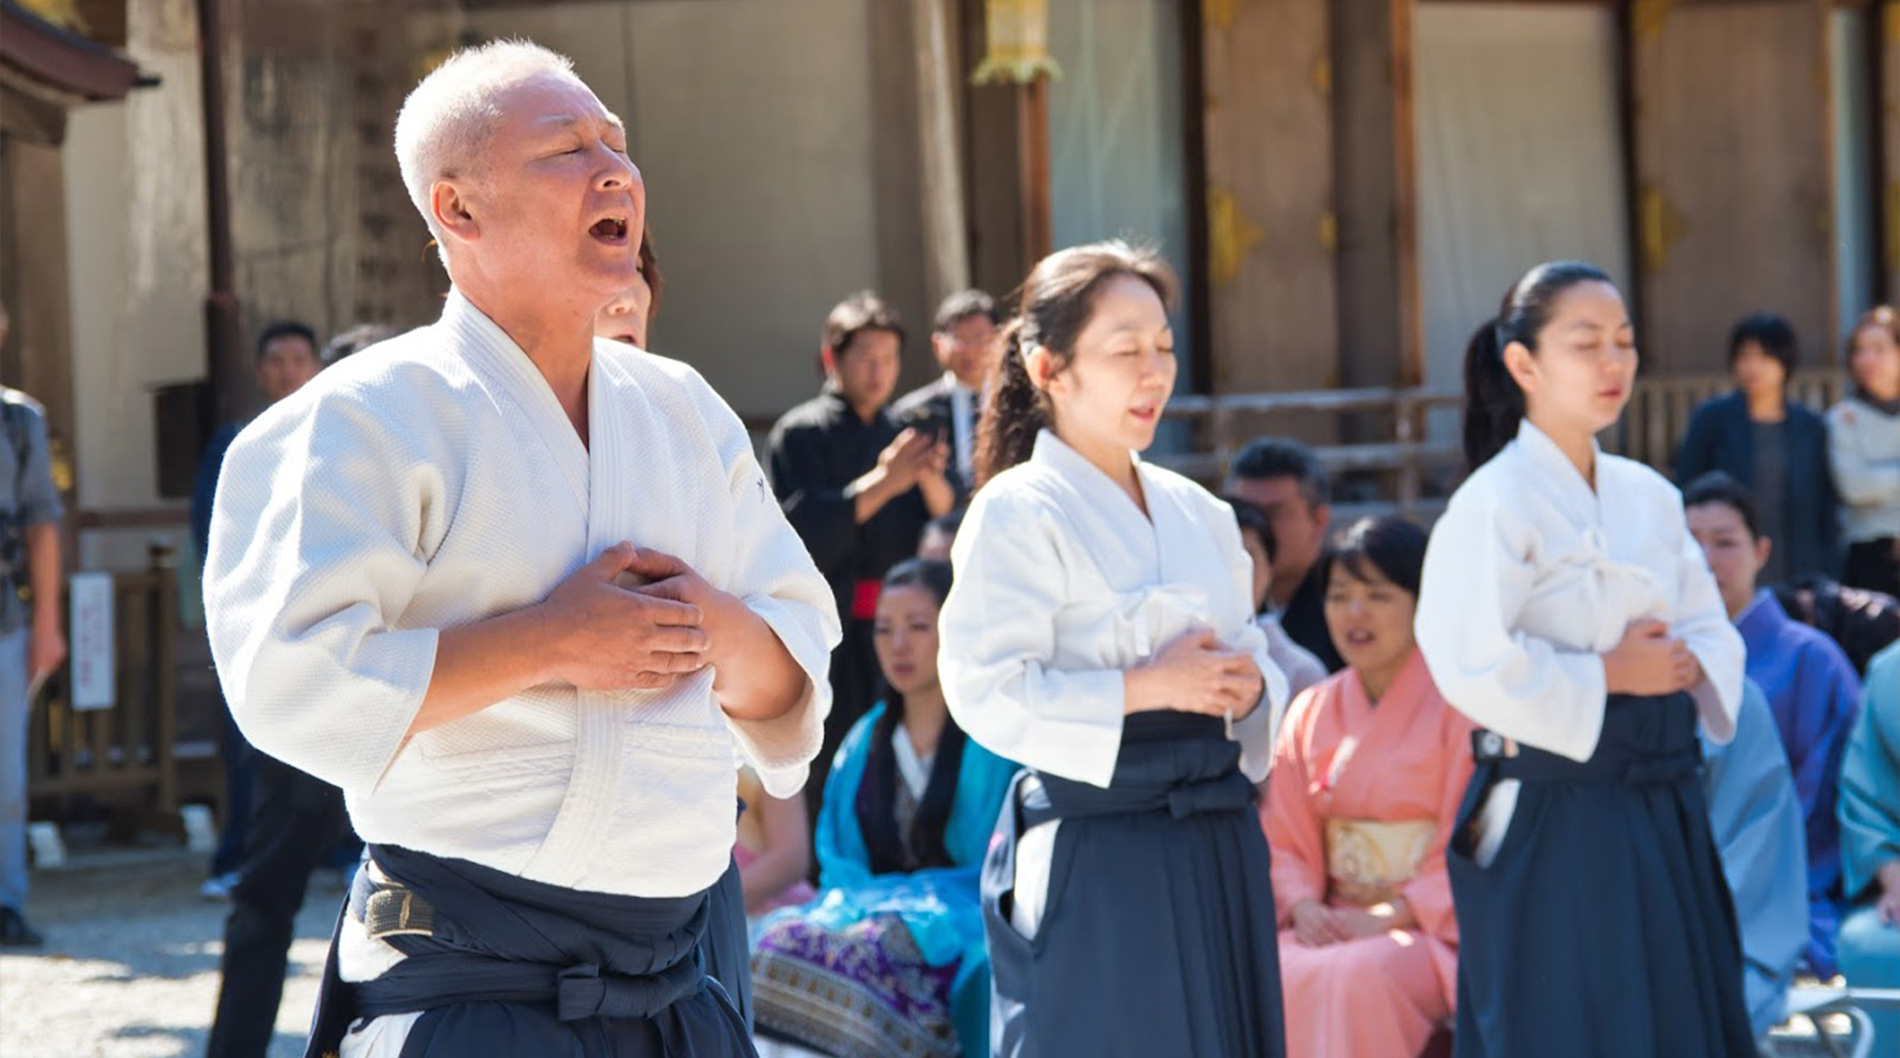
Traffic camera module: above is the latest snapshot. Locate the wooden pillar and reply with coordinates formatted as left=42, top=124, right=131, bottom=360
left=1331, top=0, right=1420, bottom=395
left=1015, top=77, right=1052, bottom=273
left=914, top=0, right=972, bottom=303
left=1883, top=0, right=1900, bottom=305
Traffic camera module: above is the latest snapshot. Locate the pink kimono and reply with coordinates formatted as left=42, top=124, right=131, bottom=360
left=1261, top=649, right=1474, bottom=1057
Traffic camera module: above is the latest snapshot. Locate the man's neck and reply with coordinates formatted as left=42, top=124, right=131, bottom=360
left=1744, top=389, right=1787, bottom=424
left=947, top=370, right=984, bottom=394
left=461, top=283, right=596, bottom=439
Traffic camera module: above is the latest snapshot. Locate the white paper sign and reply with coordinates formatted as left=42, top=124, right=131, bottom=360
left=68, top=572, right=115, bottom=711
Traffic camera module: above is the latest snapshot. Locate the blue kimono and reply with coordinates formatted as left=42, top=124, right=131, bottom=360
left=1837, top=642, right=1900, bottom=1047
left=1702, top=680, right=1809, bottom=1038
left=1737, top=589, right=1862, bottom=974
left=752, top=703, right=1018, bottom=1058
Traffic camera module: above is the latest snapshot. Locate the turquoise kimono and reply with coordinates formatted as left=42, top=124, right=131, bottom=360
left=1701, top=679, right=1810, bottom=1038
left=754, top=703, right=1018, bottom=1058
left=1837, top=642, right=1900, bottom=1047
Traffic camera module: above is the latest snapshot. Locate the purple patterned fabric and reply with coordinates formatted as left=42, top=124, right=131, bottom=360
left=752, top=912, right=960, bottom=1058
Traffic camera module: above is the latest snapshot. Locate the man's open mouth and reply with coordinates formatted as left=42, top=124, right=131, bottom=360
left=589, top=217, right=629, bottom=243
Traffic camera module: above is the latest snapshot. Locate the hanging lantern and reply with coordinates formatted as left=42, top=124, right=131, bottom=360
left=971, top=0, right=1061, bottom=86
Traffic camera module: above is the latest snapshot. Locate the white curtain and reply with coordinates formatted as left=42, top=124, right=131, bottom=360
left=1415, top=3, right=1631, bottom=433
left=1047, top=0, right=1196, bottom=390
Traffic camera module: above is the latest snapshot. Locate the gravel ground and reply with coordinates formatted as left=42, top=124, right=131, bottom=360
left=0, top=851, right=340, bottom=1058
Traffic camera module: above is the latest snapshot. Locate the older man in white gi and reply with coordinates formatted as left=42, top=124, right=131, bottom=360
left=204, top=41, right=839, bottom=1058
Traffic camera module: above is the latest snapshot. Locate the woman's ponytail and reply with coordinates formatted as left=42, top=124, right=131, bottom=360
left=975, top=321, right=1046, bottom=488
left=1461, top=318, right=1523, bottom=471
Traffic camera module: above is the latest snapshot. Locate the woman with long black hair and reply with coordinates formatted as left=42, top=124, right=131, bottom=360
left=751, top=559, right=1017, bottom=1058
left=937, top=240, right=1288, bottom=1056
left=1414, top=261, right=1754, bottom=1057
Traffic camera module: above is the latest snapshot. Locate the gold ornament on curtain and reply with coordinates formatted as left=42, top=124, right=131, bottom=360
left=971, top=0, right=1062, bottom=85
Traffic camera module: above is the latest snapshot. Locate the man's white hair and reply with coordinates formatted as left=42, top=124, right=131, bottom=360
left=394, top=40, right=580, bottom=252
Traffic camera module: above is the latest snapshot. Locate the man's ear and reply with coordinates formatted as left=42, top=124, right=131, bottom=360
left=432, top=178, right=480, bottom=247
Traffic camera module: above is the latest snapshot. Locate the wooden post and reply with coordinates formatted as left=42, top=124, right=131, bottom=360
left=1883, top=0, right=1900, bottom=304
left=1016, top=76, right=1052, bottom=273
left=915, top=0, right=973, bottom=302
left=1391, top=0, right=1421, bottom=392
left=150, top=542, right=179, bottom=816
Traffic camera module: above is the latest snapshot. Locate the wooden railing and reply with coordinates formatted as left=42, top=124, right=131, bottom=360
left=1151, top=371, right=1851, bottom=519
left=26, top=543, right=181, bottom=829
left=1154, top=387, right=1465, bottom=521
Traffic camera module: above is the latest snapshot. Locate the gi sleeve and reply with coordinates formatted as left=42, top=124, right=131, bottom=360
left=1413, top=483, right=1610, bottom=761
left=204, top=388, right=439, bottom=796
left=708, top=388, right=842, bottom=797
left=938, top=488, right=1126, bottom=787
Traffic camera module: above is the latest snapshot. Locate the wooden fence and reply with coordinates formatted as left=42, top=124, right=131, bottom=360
left=26, top=543, right=181, bottom=831
left=1152, top=371, right=1849, bottom=519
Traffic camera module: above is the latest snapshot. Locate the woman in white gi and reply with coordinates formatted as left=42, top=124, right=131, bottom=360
left=936, top=241, right=1288, bottom=1057
left=1414, top=261, right=1755, bottom=1057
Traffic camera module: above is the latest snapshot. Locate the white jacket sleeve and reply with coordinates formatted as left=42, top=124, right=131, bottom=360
left=204, top=389, right=440, bottom=796
left=1829, top=403, right=1900, bottom=507
left=938, top=490, right=1126, bottom=787
left=703, top=380, right=842, bottom=797
left=1669, top=501, right=1744, bottom=744
left=1413, top=485, right=1609, bottom=761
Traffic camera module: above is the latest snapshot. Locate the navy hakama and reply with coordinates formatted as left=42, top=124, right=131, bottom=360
left=1447, top=694, right=1755, bottom=1058
left=981, top=714, right=1286, bottom=1058
left=305, top=845, right=753, bottom=1057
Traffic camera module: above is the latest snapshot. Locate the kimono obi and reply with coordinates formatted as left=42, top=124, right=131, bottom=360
left=1324, top=818, right=1436, bottom=906
left=1489, top=693, right=1702, bottom=788
left=348, top=845, right=716, bottom=1022
left=1024, top=714, right=1256, bottom=828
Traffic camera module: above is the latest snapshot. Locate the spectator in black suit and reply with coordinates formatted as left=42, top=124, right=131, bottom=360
left=892, top=289, right=1002, bottom=502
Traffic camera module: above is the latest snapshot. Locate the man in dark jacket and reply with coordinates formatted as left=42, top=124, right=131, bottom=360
left=1675, top=312, right=1839, bottom=585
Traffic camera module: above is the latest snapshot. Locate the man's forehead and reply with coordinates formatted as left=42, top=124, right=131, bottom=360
left=497, top=74, right=623, bottom=130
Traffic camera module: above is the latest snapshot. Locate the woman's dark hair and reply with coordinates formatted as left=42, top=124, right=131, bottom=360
left=858, top=558, right=968, bottom=875
left=1462, top=261, right=1615, bottom=471
left=1318, top=516, right=1429, bottom=600
left=1228, top=496, right=1278, bottom=615
left=1683, top=471, right=1761, bottom=540
left=1226, top=496, right=1278, bottom=563
left=1728, top=312, right=1797, bottom=377
left=638, top=225, right=663, bottom=318
left=976, top=241, right=1178, bottom=488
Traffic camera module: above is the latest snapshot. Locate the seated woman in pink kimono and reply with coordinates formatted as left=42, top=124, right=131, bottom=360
left=1261, top=515, right=1475, bottom=1057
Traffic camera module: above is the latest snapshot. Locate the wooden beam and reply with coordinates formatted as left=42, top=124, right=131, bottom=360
left=1393, top=0, right=1424, bottom=389
left=914, top=0, right=972, bottom=303
left=1016, top=76, right=1052, bottom=274
left=1883, top=0, right=1900, bottom=303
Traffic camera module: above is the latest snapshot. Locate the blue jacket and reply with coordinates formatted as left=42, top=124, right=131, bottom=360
left=1674, top=392, right=1840, bottom=581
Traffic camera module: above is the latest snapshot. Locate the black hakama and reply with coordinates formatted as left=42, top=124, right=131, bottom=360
left=303, top=845, right=752, bottom=1057
left=981, top=713, right=1285, bottom=1058
left=1447, top=693, right=1755, bottom=1058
